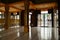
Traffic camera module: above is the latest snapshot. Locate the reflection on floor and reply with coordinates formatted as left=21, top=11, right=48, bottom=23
left=31, top=27, right=59, bottom=40
left=0, top=26, right=59, bottom=40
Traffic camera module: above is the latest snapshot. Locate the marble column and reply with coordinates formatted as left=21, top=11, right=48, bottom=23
left=4, top=4, right=10, bottom=29
left=20, top=10, right=24, bottom=26
left=24, top=0, right=29, bottom=33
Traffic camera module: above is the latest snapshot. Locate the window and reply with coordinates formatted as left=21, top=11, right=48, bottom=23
left=0, top=12, right=4, bottom=19
left=41, top=10, right=49, bottom=27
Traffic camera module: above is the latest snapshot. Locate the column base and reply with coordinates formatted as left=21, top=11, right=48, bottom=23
left=4, top=25, right=9, bottom=30
left=24, top=25, right=29, bottom=33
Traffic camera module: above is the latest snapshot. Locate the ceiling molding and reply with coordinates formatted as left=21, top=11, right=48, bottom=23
left=0, top=1, right=57, bottom=12
left=34, top=2, right=57, bottom=9
left=9, top=6, right=21, bottom=11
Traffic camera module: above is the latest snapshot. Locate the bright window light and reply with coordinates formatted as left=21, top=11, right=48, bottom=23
left=29, top=12, right=32, bottom=15
left=17, top=15, right=19, bottom=19
left=0, top=12, right=1, bottom=14
left=57, top=10, right=58, bottom=13
left=14, top=13, right=17, bottom=15
left=41, top=11, right=48, bottom=14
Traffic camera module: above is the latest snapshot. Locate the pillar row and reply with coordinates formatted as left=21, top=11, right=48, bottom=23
left=4, top=5, right=10, bottom=29
left=24, top=0, right=29, bottom=33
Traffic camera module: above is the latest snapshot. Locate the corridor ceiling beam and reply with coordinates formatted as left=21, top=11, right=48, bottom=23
left=0, top=1, right=57, bottom=12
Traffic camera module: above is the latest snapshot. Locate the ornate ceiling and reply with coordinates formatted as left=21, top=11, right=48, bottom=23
left=0, top=0, right=58, bottom=12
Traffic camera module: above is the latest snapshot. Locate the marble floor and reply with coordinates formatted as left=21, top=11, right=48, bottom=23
left=0, top=26, right=59, bottom=40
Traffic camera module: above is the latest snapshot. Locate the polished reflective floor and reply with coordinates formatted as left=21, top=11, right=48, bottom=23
left=31, top=27, right=59, bottom=40
left=0, top=25, right=59, bottom=40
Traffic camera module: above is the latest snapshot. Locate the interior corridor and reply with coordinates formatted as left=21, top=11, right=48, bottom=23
left=0, top=0, right=60, bottom=40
